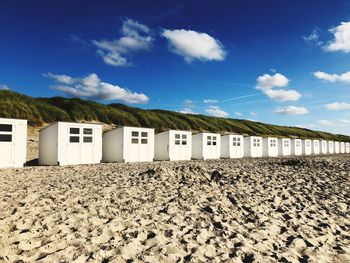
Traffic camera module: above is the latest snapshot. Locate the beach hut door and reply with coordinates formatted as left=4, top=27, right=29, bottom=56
left=67, top=127, right=81, bottom=165
left=81, top=127, right=94, bottom=163
left=174, top=133, right=181, bottom=160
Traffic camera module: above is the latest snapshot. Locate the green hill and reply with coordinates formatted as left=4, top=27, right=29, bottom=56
left=0, top=90, right=349, bottom=141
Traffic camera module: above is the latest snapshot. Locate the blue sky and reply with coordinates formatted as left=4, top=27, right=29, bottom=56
left=1, top=0, right=350, bottom=134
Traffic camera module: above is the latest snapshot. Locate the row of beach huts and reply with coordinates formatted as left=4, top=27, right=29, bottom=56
left=0, top=118, right=349, bottom=168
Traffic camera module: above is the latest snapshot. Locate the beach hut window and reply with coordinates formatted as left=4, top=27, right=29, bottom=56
left=141, top=138, right=148, bottom=144
left=131, top=131, right=139, bottom=137
left=83, top=128, right=93, bottom=135
left=182, top=140, right=187, bottom=145
left=296, top=141, right=301, bottom=147
left=70, top=128, right=80, bottom=134
left=175, top=140, right=180, bottom=145
left=83, top=136, right=93, bottom=143
left=284, top=141, right=289, bottom=147
left=175, top=134, right=181, bottom=139
left=131, top=138, right=138, bottom=144
left=0, top=124, right=12, bottom=132
left=182, top=134, right=187, bottom=139
left=233, top=137, right=241, bottom=147
left=69, top=136, right=80, bottom=143
left=141, top=132, right=148, bottom=137
left=207, top=141, right=211, bottom=145
left=0, top=134, right=12, bottom=142
left=270, top=140, right=276, bottom=147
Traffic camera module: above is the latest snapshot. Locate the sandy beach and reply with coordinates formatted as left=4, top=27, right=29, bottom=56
left=0, top=154, right=349, bottom=262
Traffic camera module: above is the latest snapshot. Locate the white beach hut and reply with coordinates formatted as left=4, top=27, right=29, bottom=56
left=192, top=132, right=221, bottom=160
left=0, top=118, right=27, bottom=168
left=334, top=141, right=340, bottom=154
left=262, top=137, right=278, bottom=157
left=291, top=139, right=302, bottom=156
left=340, top=142, right=345, bottom=153
left=39, top=122, right=102, bottom=166
left=320, top=140, right=328, bottom=154
left=328, top=141, right=334, bottom=154
left=154, top=130, right=192, bottom=161
left=244, top=136, right=263, bottom=158
left=346, top=142, right=350, bottom=154
left=278, top=138, right=291, bottom=156
left=103, top=126, right=154, bottom=163
left=302, top=139, right=312, bottom=155
left=221, top=134, right=244, bottom=158
left=312, top=140, right=320, bottom=155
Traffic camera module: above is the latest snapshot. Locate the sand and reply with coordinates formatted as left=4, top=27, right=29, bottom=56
left=0, top=155, right=350, bottom=262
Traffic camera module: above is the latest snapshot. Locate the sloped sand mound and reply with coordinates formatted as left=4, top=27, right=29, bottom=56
left=0, top=156, right=350, bottom=262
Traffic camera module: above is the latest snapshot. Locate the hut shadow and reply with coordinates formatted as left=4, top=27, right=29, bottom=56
left=26, top=158, right=39, bottom=167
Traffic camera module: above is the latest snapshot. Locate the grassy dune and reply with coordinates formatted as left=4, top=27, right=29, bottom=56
left=1, top=90, right=349, bottom=141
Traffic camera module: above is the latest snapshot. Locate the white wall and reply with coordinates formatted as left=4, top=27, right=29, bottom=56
left=320, top=140, right=328, bottom=154
left=39, top=122, right=102, bottom=166
left=340, top=142, right=345, bottom=153
left=328, top=141, right=334, bottom=154
left=262, top=137, right=278, bottom=157
left=154, top=131, right=169, bottom=161
left=312, top=140, right=320, bottom=155
left=244, top=136, right=262, bottom=157
left=302, top=140, right=312, bottom=155
left=39, top=123, right=58, bottom=165
left=221, top=135, right=244, bottom=158
left=346, top=142, right=350, bottom=154
left=291, top=139, right=302, bottom=156
left=0, top=118, right=27, bottom=168
left=278, top=138, right=291, bottom=156
left=334, top=141, right=340, bottom=154
left=103, top=127, right=123, bottom=162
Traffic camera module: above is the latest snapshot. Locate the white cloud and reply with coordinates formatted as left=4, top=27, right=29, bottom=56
left=205, top=105, right=229, bottom=118
left=162, top=29, right=226, bottom=63
left=183, top=99, right=196, bottom=108
left=318, top=119, right=337, bottom=127
left=274, top=106, right=309, bottom=115
left=44, top=73, right=74, bottom=85
left=179, top=99, right=197, bottom=114
left=263, top=88, right=301, bottom=102
left=235, top=112, right=243, bottom=117
left=255, top=73, right=301, bottom=102
left=179, top=108, right=197, bottom=114
left=303, top=29, right=323, bottom=46
left=250, top=112, right=257, bottom=116
left=319, top=119, right=350, bottom=127
left=0, top=84, right=9, bottom=90
left=313, top=71, right=350, bottom=83
left=325, top=21, right=350, bottom=53
left=256, top=73, right=289, bottom=89
left=325, top=102, right=350, bottom=110
left=203, top=99, right=218, bottom=104
left=45, top=73, right=149, bottom=104
left=92, top=18, right=153, bottom=66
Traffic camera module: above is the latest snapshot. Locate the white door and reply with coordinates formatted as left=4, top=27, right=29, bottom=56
left=0, top=123, right=14, bottom=167
left=81, top=127, right=94, bottom=164
left=67, top=126, right=81, bottom=165
left=130, top=130, right=140, bottom=162
left=180, top=133, right=189, bottom=160
left=174, top=133, right=181, bottom=160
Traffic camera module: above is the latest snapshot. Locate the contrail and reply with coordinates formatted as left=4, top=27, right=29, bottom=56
left=222, top=93, right=260, bottom=102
